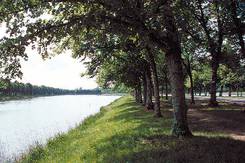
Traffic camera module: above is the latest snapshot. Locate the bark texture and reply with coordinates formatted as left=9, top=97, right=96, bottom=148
left=165, top=48, right=192, bottom=137
left=135, top=82, right=142, bottom=103
left=142, top=73, right=147, bottom=105
left=147, top=50, right=162, bottom=117
left=229, top=86, right=232, bottom=97
left=219, top=85, right=223, bottom=97
left=209, top=54, right=219, bottom=107
left=163, top=1, right=192, bottom=137
left=145, top=67, right=154, bottom=110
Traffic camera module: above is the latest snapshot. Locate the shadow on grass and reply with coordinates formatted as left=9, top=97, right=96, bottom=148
left=88, top=98, right=245, bottom=163
left=188, top=108, right=245, bottom=136
left=96, top=98, right=245, bottom=163
left=93, top=128, right=245, bottom=163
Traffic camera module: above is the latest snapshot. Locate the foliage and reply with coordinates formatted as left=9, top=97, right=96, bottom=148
left=218, top=64, right=239, bottom=87
left=0, top=79, right=101, bottom=97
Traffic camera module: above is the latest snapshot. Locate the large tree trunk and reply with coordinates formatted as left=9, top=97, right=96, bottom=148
left=209, top=55, right=219, bottom=107
left=162, top=1, right=192, bottom=137
left=165, top=47, right=192, bottom=137
left=145, top=67, right=154, bottom=110
left=147, top=51, right=162, bottom=117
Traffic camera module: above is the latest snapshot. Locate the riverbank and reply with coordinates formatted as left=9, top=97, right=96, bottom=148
left=20, top=96, right=245, bottom=163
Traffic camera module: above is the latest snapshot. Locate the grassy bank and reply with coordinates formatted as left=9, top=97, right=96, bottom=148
left=21, top=96, right=245, bottom=163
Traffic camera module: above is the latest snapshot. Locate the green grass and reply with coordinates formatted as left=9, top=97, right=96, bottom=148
left=20, top=96, right=245, bottom=163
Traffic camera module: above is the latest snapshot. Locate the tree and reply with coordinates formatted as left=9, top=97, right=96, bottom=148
left=179, top=0, right=229, bottom=106
left=156, top=51, right=169, bottom=100
left=145, top=47, right=162, bottom=117
left=181, top=38, right=201, bottom=104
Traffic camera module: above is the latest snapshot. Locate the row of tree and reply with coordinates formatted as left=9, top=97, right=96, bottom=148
left=0, top=80, right=101, bottom=96
left=0, top=0, right=244, bottom=137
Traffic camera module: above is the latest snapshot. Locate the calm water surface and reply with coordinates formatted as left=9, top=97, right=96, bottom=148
left=0, top=95, right=120, bottom=162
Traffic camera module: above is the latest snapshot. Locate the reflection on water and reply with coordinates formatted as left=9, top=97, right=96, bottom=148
left=0, top=95, right=120, bottom=162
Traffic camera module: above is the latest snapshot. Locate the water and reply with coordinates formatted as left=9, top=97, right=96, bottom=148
left=0, top=95, right=120, bottom=162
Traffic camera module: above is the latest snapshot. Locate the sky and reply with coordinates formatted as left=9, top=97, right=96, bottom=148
left=0, top=24, right=98, bottom=90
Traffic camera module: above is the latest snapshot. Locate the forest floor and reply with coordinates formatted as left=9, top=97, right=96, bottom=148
left=20, top=96, right=245, bottom=163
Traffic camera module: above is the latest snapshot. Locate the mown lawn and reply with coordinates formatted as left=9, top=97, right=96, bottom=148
left=21, top=96, right=245, bottom=163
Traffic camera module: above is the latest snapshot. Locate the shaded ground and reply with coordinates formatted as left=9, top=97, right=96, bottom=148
left=21, top=96, right=245, bottom=163
left=188, top=109, right=245, bottom=141
left=161, top=98, right=245, bottom=141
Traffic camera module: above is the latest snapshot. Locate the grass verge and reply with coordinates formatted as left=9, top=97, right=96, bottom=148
left=20, top=96, right=245, bottom=163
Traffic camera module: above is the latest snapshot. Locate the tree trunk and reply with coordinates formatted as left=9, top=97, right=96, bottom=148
left=185, top=60, right=195, bottom=104
left=209, top=57, right=219, bottom=107
left=142, top=73, right=147, bottom=105
left=145, top=68, right=154, bottom=110
left=147, top=51, right=162, bottom=117
left=161, top=85, right=164, bottom=98
left=165, top=47, right=192, bottom=137
left=190, top=81, right=195, bottom=103
left=199, top=87, right=202, bottom=96
left=151, top=1, right=192, bottom=136
left=134, top=88, right=138, bottom=102
left=165, top=79, right=168, bottom=100
left=237, top=86, right=240, bottom=97
left=135, top=82, right=142, bottom=103
left=138, top=82, right=143, bottom=103
left=219, top=85, right=223, bottom=97
left=228, top=85, right=232, bottom=96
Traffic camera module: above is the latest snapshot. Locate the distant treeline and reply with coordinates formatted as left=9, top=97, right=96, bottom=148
left=0, top=80, right=101, bottom=96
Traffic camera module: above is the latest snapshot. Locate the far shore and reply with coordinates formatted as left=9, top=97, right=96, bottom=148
left=0, top=94, right=124, bottom=103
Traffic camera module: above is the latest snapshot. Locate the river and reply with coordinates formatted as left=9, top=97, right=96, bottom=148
left=0, top=95, right=120, bottom=162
